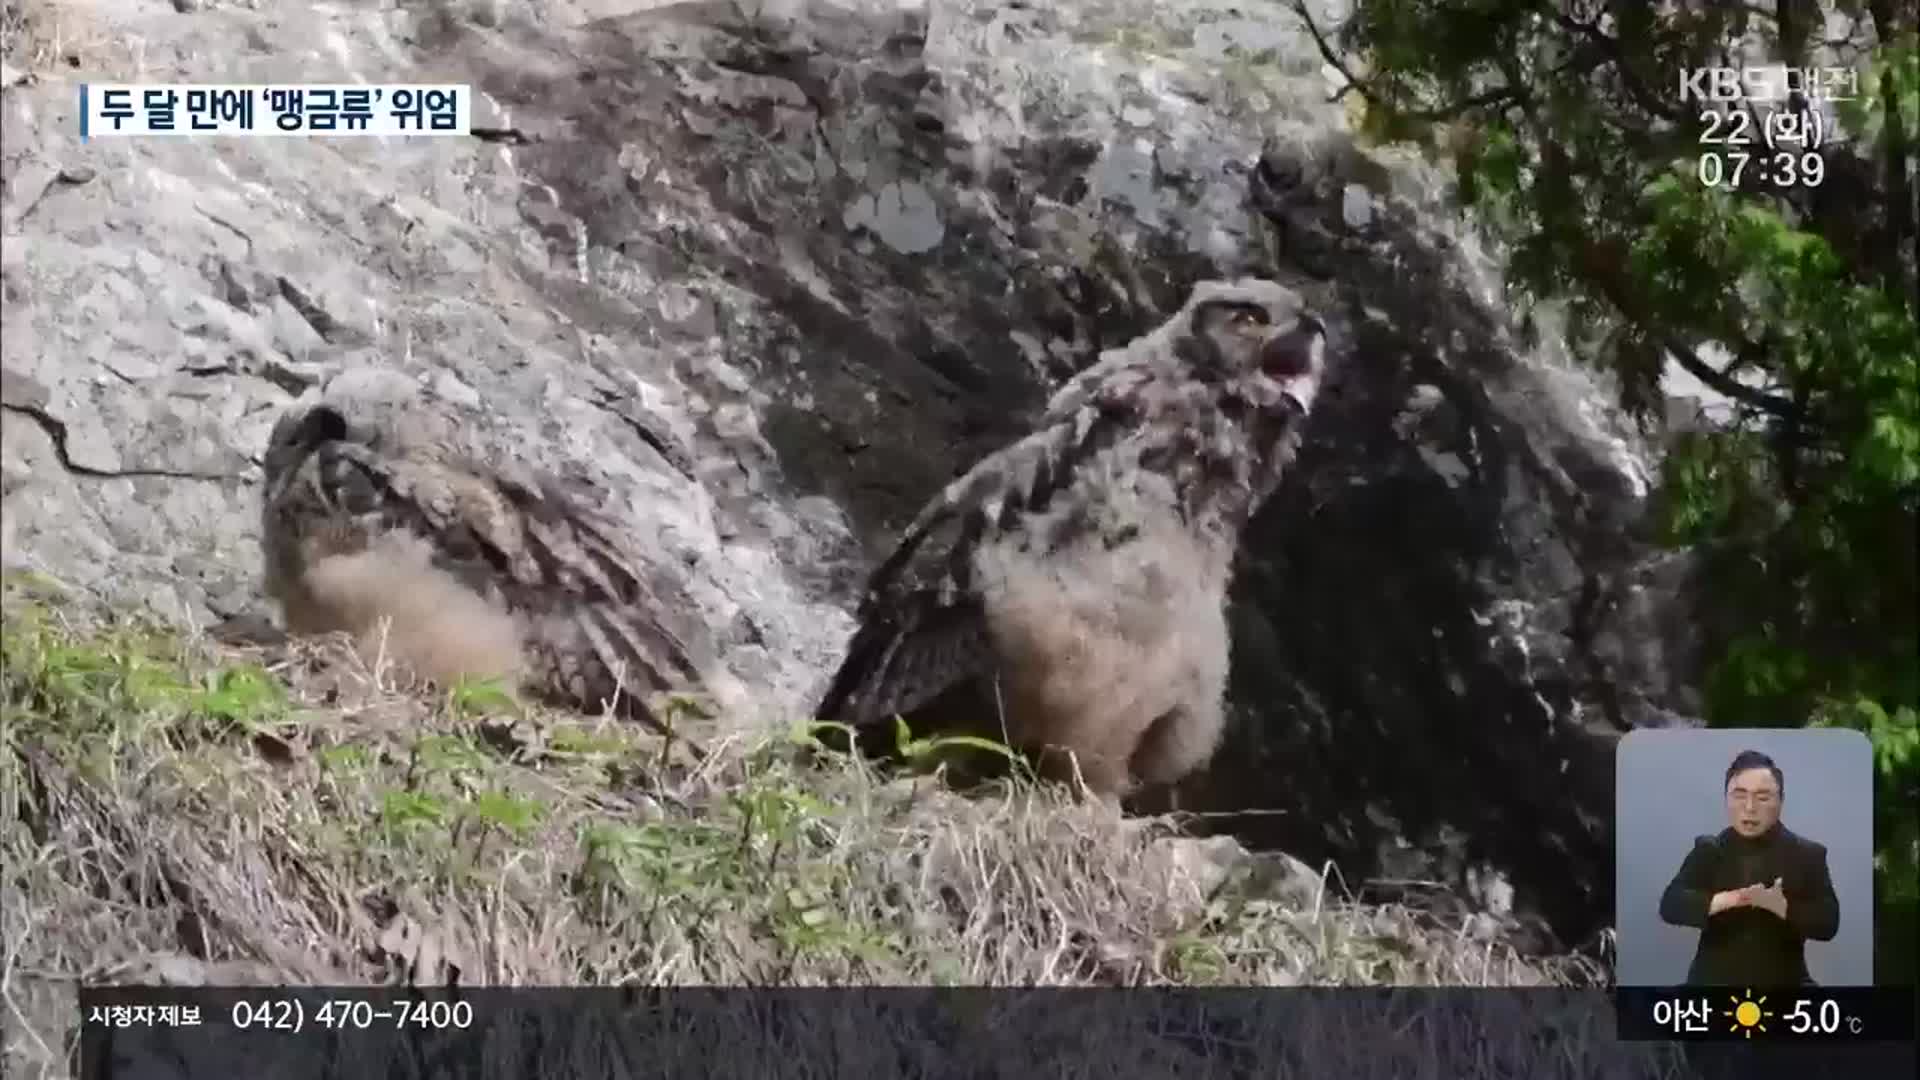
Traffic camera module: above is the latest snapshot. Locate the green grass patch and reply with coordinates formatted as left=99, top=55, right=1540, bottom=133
left=0, top=572, right=1664, bottom=1075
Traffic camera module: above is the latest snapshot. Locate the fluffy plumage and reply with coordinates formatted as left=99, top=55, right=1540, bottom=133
left=814, top=278, right=1331, bottom=798
left=258, top=367, right=720, bottom=748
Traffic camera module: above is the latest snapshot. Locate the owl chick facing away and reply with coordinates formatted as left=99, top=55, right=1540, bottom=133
left=258, top=367, right=725, bottom=752
left=813, top=278, right=1331, bottom=799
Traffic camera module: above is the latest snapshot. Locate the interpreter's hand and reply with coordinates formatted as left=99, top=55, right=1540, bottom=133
left=1748, top=877, right=1789, bottom=919
left=1708, top=887, right=1751, bottom=915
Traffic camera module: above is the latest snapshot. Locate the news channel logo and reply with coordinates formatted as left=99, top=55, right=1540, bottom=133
left=1674, top=64, right=1860, bottom=105
left=1613, top=726, right=1875, bottom=990
left=78, top=84, right=472, bottom=139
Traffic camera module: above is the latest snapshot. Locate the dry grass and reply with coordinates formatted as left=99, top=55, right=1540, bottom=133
left=0, top=570, right=1684, bottom=1076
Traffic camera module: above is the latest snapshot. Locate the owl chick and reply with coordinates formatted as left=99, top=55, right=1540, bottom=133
left=813, top=278, right=1331, bottom=798
left=258, top=367, right=721, bottom=749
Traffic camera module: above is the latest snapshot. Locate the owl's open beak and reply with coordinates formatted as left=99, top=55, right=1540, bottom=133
left=1261, top=314, right=1327, bottom=414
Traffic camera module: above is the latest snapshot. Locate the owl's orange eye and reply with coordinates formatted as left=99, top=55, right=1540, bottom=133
left=1228, top=308, right=1269, bottom=329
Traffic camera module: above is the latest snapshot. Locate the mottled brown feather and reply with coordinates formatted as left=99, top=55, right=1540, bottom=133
left=259, top=368, right=718, bottom=748
left=814, top=278, right=1331, bottom=798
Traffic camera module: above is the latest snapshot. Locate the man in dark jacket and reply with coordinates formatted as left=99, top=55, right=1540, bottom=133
left=1658, top=749, right=1842, bottom=986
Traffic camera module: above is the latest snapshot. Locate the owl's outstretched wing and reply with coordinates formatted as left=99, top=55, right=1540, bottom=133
left=813, top=383, right=1147, bottom=733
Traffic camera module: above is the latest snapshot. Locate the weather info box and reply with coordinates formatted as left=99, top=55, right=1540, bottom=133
left=1613, top=985, right=1915, bottom=1043
left=78, top=84, right=472, bottom=138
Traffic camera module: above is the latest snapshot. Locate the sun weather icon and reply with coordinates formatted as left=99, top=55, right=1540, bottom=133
left=1724, top=991, right=1772, bottom=1037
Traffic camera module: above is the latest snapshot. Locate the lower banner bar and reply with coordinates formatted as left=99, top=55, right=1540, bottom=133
left=76, top=985, right=1915, bottom=1078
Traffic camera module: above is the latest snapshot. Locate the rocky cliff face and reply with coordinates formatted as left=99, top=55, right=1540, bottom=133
left=0, top=0, right=1705, bottom=953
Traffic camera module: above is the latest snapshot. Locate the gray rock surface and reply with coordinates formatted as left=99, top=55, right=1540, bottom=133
left=1, top=0, right=1708, bottom=951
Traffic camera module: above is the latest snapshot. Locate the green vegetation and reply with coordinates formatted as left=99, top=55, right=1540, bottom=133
left=2, top=574, right=1638, bottom=1075
left=1295, top=0, right=1919, bottom=982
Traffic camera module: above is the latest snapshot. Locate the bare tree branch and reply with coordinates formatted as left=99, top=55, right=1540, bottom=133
left=1661, top=340, right=1806, bottom=426
left=1288, top=0, right=1531, bottom=119
left=1554, top=13, right=1685, bottom=123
